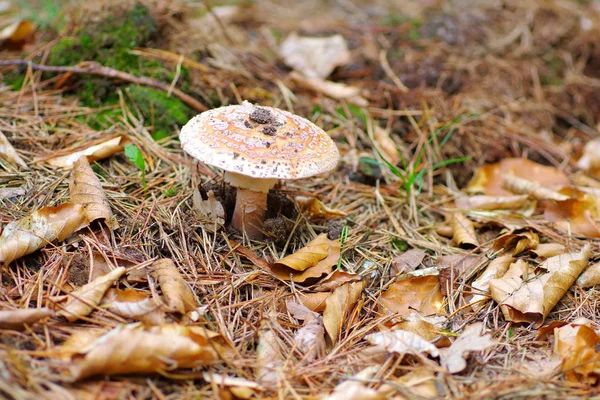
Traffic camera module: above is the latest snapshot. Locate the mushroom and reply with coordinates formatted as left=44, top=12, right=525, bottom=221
left=180, top=101, right=340, bottom=239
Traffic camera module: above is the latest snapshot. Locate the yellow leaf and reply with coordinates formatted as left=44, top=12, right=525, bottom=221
left=151, top=259, right=196, bottom=314
left=0, top=308, right=53, bottom=330
left=450, top=212, right=479, bottom=248
left=58, top=267, right=126, bottom=322
left=0, top=203, right=88, bottom=265
left=323, top=281, right=366, bottom=343
left=70, top=156, right=116, bottom=228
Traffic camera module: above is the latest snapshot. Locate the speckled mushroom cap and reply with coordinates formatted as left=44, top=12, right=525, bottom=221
left=179, top=101, right=339, bottom=179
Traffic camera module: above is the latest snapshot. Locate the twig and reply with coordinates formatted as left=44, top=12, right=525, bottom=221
left=0, top=60, right=207, bottom=112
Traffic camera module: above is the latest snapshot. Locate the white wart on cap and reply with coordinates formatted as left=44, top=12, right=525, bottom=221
left=180, top=101, right=339, bottom=239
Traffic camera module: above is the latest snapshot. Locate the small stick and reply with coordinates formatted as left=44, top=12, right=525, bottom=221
left=0, top=59, right=207, bottom=112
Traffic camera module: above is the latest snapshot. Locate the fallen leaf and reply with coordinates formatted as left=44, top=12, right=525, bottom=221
left=394, top=312, right=448, bottom=343
left=58, top=267, right=126, bottom=322
left=193, top=189, right=225, bottom=231
left=0, top=308, right=53, bottom=330
left=290, top=72, right=368, bottom=106
left=68, top=323, right=220, bottom=380
left=39, top=136, right=130, bottom=168
left=577, top=138, right=600, bottom=171
left=295, top=196, right=347, bottom=218
left=0, top=203, right=88, bottom=266
left=390, top=248, right=426, bottom=276
left=502, top=175, right=569, bottom=201
left=493, top=231, right=539, bottom=256
left=0, top=20, right=34, bottom=50
left=310, top=270, right=361, bottom=292
left=450, top=212, right=479, bottom=248
left=366, top=329, right=440, bottom=357
left=532, top=243, right=567, bottom=258
left=201, top=372, right=263, bottom=394
left=101, top=288, right=165, bottom=325
left=553, top=321, right=600, bottom=383
left=299, top=292, right=331, bottom=312
left=280, top=33, right=350, bottom=79
left=578, top=262, right=600, bottom=288
left=441, top=323, right=496, bottom=373
left=323, top=367, right=386, bottom=400
left=379, top=275, right=445, bottom=320
left=324, top=281, right=366, bottom=343
left=70, top=157, right=116, bottom=228
left=256, top=318, right=285, bottom=386
left=438, top=255, right=480, bottom=297
left=0, top=130, right=27, bottom=169
left=287, top=301, right=325, bottom=362
left=470, top=255, right=514, bottom=308
left=381, top=369, right=439, bottom=399
left=269, top=234, right=340, bottom=282
left=372, top=125, right=401, bottom=165
left=455, top=194, right=529, bottom=210
left=543, top=188, right=600, bottom=238
left=151, top=259, right=196, bottom=314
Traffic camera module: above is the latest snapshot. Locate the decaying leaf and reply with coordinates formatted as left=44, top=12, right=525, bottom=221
left=532, top=243, right=567, bottom=258
left=295, top=196, right=347, bottom=218
left=438, top=255, right=480, bottom=297
left=287, top=301, right=326, bottom=362
left=290, top=72, right=368, bottom=106
left=391, top=248, right=426, bottom=276
left=0, top=130, right=27, bottom=169
left=366, top=329, right=440, bottom=357
left=70, top=157, right=116, bottom=228
left=379, top=274, right=445, bottom=320
left=450, top=212, right=479, bottom=248
left=256, top=317, right=285, bottom=386
left=578, top=262, right=600, bottom=288
left=269, top=234, right=341, bottom=282
left=151, top=259, right=196, bottom=314
left=493, top=231, right=539, bottom=256
left=299, top=291, right=331, bottom=312
left=380, top=369, right=439, bottom=399
left=543, top=188, right=600, bottom=238
left=0, top=19, right=34, bottom=50
left=552, top=320, right=600, bottom=383
left=0, top=308, right=53, bottom=330
left=324, top=281, right=366, bottom=343
left=490, top=246, right=591, bottom=327
left=40, top=136, right=131, bottom=168
left=441, top=323, right=496, bottom=373
left=193, top=189, right=225, bottom=231
left=101, top=288, right=165, bottom=325
left=502, top=175, right=569, bottom=201
left=394, top=312, right=448, bottom=343
left=58, top=267, right=127, bottom=322
left=0, top=203, right=88, bottom=265
left=280, top=33, right=350, bottom=79
left=68, top=323, right=220, bottom=380
left=323, top=367, right=386, bottom=400
left=310, top=270, right=361, bottom=292
left=455, top=194, right=529, bottom=211
left=470, top=255, right=514, bottom=308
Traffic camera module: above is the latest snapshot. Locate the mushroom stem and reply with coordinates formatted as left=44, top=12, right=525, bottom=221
left=231, top=188, right=268, bottom=239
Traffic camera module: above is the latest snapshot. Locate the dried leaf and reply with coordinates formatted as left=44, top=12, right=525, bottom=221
left=380, top=275, right=445, bottom=320
left=441, top=323, right=496, bottom=373
left=577, top=138, right=600, bottom=171
left=578, top=262, right=600, bottom=288
left=394, top=312, right=448, bottom=343
left=323, top=367, right=387, bottom=400
left=553, top=321, right=600, bottom=383
left=256, top=318, right=285, bottom=386
left=151, top=259, right=196, bottom=314
left=455, top=194, right=529, bottom=210
left=366, top=330, right=440, bottom=357
left=532, top=243, right=567, bottom=258
left=289, top=303, right=325, bottom=362
left=438, top=255, right=479, bottom=297
left=470, top=255, right=514, bottom=308
left=40, top=136, right=130, bottom=168
left=70, top=157, right=116, bottom=228
left=391, top=248, right=426, bottom=276
left=59, top=267, right=126, bottom=322
left=324, top=281, right=366, bottom=343
left=543, top=188, right=600, bottom=238
left=69, top=323, right=220, bottom=380
left=299, top=292, right=331, bottom=312
left=493, top=231, right=539, bottom=256
left=101, top=288, right=165, bottom=325
left=451, top=212, right=479, bottom=248
left=0, top=20, right=34, bottom=50
left=280, top=33, right=350, bottom=79
left=310, top=270, right=361, bottom=292
left=193, top=189, right=225, bottom=231
left=269, top=234, right=340, bottom=282
left=295, top=196, right=347, bottom=218
left=382, top=369, right=439, bottom=399
left=502, top=175, right=569, bottom=201
left=0, top=308, right=53, bottom=330
left=0, top=130, right=27, bottom=169
left=372, top=125, right=401, bottom=165
left=490, top=246, right=591, bottom=327
left=290, top=72, right=368, bottom=106
left=0, top=203, right=88, bottom=265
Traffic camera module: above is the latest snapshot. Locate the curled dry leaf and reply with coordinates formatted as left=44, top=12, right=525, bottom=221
left=324, top=281, right=366, bottom=343
left=379, top=274, right=445, bottom=320
left=280, top=33, right=350, bottom=79
left=532, top=243, right=567, bottom=258
left=299, top=291, right=331, bottom=312
left=490, top=246, right=591, bottom=327
left=441, top=323, right=496, bottom=374
left=269, top=233, right=340, bottom=282
left=70, top=157, right=116, bottom=228
left=552, top=320, right=600, bottom=383
left=193, top=189, right=225, bottom=231
left=290, top=72, right=368, bottom=106
left=287, top=301, right=326, bottom=362
left=0, top=203, right=88, bottom=266
left=101, top=288, right=165, bottom=326
left=391, top=248, right=426, bottom=276
left=40, top=136, right=131, bottom=168
left=295, top=196, right=347, bottom=218
left=0, top=130, right=27, bottom=169
left=543, top=187, right=600, bottom=238
left=69, top=323, right=221, bottom=380
left=323, top=367, right=386, bottom=400
left=366, top=329, right=440, bottom=357
left=151, top=258, right=196, bottom=314
left=502, top=175, right=569, bottom=201
left=311, top=270, right=361, bottom=292
left=0, top=308, right=53, bottom=330
left=470, top=255, right=514, bottom=308
left=58, top=267, right=126, bottom=322
left=578, top=262, right=600, bottom=288
left=467, top=158, right=569, bottom=196
left=493, top=231, right=539, bottom=256
left=450, top=212, right=479, bottom=248
left=455, top=194, right=529, bottom=211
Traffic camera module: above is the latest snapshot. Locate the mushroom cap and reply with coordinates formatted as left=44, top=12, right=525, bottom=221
left=179, top=101, right=339, bottom=180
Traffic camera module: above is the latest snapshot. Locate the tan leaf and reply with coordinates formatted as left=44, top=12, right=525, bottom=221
left=0, top=203, right=88, bottom=265
left=0, top=130, right=27, bottom=169
left=70, top=157, right=116, bottom=228
left=493, top=231, right=539, bottom=256
left=299, top=292, right=331, bottom=312
left=543, top=188, right=600, bottom=238
left=324, top=281, right=366, bottom=343
left=151, top=259, right=196, bottom=314
left=391, top=248, right=426, bottom=276
left=0, top=20, right=34, bottom=50
left=470, top=255, right=514, bottom=308
left=372, top=125, right=400, bottom=165
left=578, top=262, right=600, bottom=288
left=193, top=189, right=225, bottom=231
left=310, top=270, right=361, bottom=292
left=438, top=255, right=480, bottom=297
left=295, top=196, right=347, bottom=218
left=287, top=302, right=325, bottom=362
left=323, top=367, right=387, bottom=400
left=269, top=234, right=341, bottom=282
left=280, top=33, right=350, bottom=79
left=441, top=323, right=496, bottom=374
left=455, top=194, right=530, bottom=211
left=40, top=136, right=130, bottom=168
left=450, top=212, right=479, bottom=248
left=366, top=330, right=439, bottom=357
left=577, top=138, right=600, bottom=171
left=0, top=308, right=53, bottom=330
left=290, top=72, right=368, bottom=106
left=69, top=323, right=220, bottom=380
left=256, top=318, right=285, bottom=386
left=532, top=243, right=567, bottom=258
left=394, top=312, right=448, bottom=343
left=502, top=175, right=569, bottom=201
left=489, top=246, right=591, bottom=327
left=382, top=369, right=439, bottom=399
left=101, top=288, right=165, bottom=325
left=553, top=321, right=600, bottom=383
left=58, top=267, right=126, bottom=322
left=379, top=275, right=445, bottom=320
left=467, top=158, right=569, bottom=196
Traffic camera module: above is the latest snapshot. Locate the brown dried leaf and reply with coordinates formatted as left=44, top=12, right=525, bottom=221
left=310, top=270, right=361, bottom=292
left=287, top=302, right=325, bottom=362
left=455, top=194, right=530, bottom=210
left=438, top=255, right=479, bottom=297
left=467, top=158, right=570, bottom=196
left=578, top=262, right=600, bottom=288
left=0, top=308, right=53, bottom=330
left=0, top=203, right=88, bottom=265
left=323, top=367, right=387, bottom=400
left=290, top=71, right=368, bottom=106
left=101, top=288, right=165, bottom=325
left=554, top=321, right=600, bottom=383
left=59, top=267, right=126, bottom=322
left=379, top=275, right=445, bottom=319
left=502, top=175, right=569, bottom=201
left=70, top=157, right=116, bottom=228
left=493, top=231, right=539, bottom=256
left=543, top=188, right=600, bottom=238
left=470, top=255, right=514, bottom=308
left=295, top=196, right=347, bottom=218
left=0, top=130, right=27, bottom=169
left=324, top=281, right=366, bottom=343
left=577, top=138, right=600, bottom=171
left=490, top=246, right=591, bottom=327
left=256, top=318, right=285, bottom=386
left=41, top=136, right=130, bottom=168
left=366, top=330, right=440, bottom=357
left=269, top=234, right=340, bottom=282
left=151, top=259, right=196, bottom=314
left=0, top=20, right=34, bottom=50
left=450, top=212, right=479, bottom=248
left=394, top=312, right=447, bottom=343
left=391, top=248, right=426, bottom=276
left=299, top=292, right=331, bottom=312
left=69, top=323, right=220, bottom=380
left=441, top=323, right=496, bottom=374
left=382, top=369, right=439, bottom=399
left=532, top=243, right=567, bottom=258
